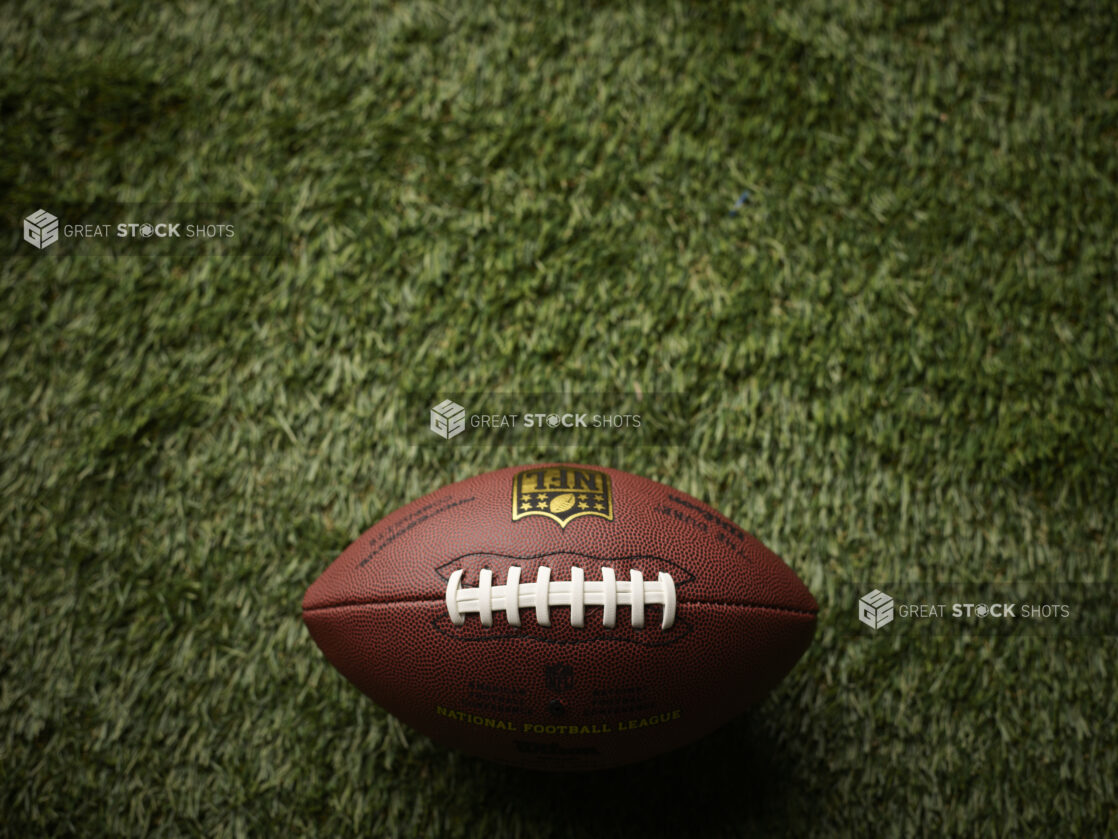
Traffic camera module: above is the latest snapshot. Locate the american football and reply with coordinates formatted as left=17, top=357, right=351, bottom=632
left=303, top=463, right=817, bottom=770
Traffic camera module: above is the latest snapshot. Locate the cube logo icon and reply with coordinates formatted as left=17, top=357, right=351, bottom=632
left=430, top=399, right=466, bottom=440
left=24, top=209, right=59, bottom=250
left=859, top=589, right=894, bottom=630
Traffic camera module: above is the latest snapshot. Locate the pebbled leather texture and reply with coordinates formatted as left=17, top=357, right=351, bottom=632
left=303, top=463, right=818, bottom=771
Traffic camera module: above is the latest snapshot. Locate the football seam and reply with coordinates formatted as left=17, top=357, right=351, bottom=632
left=303, top=597, right=817, bottom=617
left=433, top=551, right=697, bottom=584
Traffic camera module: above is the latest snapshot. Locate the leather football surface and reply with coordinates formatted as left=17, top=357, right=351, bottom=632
left=303, top=463, right=818, bottom=771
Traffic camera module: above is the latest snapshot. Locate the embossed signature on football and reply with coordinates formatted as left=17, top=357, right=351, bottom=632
left=303, top=464, right=817, bottom=771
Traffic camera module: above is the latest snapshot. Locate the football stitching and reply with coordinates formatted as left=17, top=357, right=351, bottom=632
left=446, top=565, right=679, bottom=631
left=433, top=550, right=697, bottom=586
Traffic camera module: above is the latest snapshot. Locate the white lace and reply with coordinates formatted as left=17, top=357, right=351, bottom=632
left=445, top=566, right=677, bottom=630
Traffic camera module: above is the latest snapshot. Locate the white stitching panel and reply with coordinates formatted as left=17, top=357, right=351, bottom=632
left=446, top=568, right=465, bottom=626
left=535, top=565, right=551, bottom=626
left=657, top=571, right=676, bottom=630
left=570, top=566, right=585, bottom=628
left=601, top=566, right=617, bottom=627
left=504, top=565, right=521, bottom=626
left=446, top=566, right=677, bottom=630
left=478, top=568, right=493, bottom=626
left=629, top=569, right=645, bottom=628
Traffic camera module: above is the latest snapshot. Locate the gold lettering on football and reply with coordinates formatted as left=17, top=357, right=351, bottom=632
left=512, top=466, right=614, bottom=527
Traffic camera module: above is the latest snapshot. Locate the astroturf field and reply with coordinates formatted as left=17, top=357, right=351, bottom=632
left=2, top=0, right=1116, bottom=836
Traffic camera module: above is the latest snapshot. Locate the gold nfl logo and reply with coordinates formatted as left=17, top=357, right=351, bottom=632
left=511, top=466, right=614, bottom=528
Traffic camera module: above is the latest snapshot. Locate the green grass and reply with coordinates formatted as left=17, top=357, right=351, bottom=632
left=2, top=0, right=1116, bottom=835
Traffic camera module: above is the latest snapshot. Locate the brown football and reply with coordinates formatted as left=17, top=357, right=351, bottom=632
left=303, top=463, right=817, bottom=771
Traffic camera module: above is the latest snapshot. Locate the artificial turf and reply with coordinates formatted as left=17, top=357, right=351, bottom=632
left=2, top=0, right=1116, bottom=836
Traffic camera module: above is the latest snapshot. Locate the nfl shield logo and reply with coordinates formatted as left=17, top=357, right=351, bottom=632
left=512, top=466, right=614, bottom=528
left=544, top=664, right=574, bottom=693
